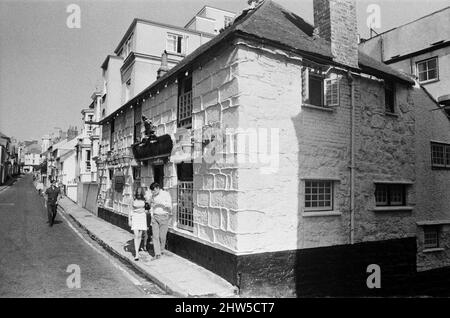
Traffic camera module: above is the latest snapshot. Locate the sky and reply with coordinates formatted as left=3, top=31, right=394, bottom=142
left=0, top=0, right=449, bottom=142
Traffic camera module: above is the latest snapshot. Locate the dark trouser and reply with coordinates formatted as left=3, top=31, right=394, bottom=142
left=47, top=203, right=57, bottom=225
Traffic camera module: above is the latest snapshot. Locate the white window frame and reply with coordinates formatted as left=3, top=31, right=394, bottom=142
left=166, top=33, right=184, bottom=55
left=302, top=67, right=339, bottom=108
left=324, top=76, right=339, bottom=106
left=431, top=142, right=450, bottom=168
left=416, top=57, right=439, bottom=84
left=424, top=226, right=439, bottom=249
left=304, top=180, right=334, bottom=212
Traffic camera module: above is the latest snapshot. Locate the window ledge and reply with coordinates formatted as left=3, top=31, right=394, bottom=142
left=419, top=79, right=439, bottom=85
left=301, top=104, right=335, bottom=112
left=373, top=206, right=414, bottom=212
left=303, top=211, right=342, bottom=217
left=423, top=248, right=444, bottom=253
left=431, top=166, right=450, bottom=170
left=385, top=112, right=398, bottom=118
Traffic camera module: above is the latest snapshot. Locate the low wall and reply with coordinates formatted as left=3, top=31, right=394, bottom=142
left=77, top=182, right=98, bottom=214
left=66, top=184, right=77, bottom=202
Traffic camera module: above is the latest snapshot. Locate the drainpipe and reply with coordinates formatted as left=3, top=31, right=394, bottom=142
left=348, top=71, right=356, bottom=245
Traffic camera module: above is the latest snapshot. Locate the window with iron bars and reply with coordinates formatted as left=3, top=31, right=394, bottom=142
left=424, top=226, right=439, bottom=249
left=176, top=162, right=193, bottom=231
left=177, top=75, right=192, bottom=128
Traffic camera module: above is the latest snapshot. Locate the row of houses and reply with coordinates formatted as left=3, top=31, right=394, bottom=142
left=0, top=132, right=20, bottom=184
left=43, top=0, right=450, bottom=296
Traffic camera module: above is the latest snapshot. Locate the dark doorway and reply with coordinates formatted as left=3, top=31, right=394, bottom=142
left=153, top=164, right=164, bottom=188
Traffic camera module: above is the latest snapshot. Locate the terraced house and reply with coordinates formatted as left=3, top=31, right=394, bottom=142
left=94, top=0, right=450, bottom=296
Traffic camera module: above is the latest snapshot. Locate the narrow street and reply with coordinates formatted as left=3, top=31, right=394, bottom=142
left=0, top=174, right=168, bottom=298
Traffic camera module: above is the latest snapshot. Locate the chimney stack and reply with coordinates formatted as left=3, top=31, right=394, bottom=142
left=313, top=0, right=359, bottom=68
left=157, top=50, right=169, bottom=79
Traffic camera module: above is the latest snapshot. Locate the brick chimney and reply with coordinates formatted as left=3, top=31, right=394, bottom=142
left=157, top=50, right=169, bottom=79
left=313, top=0, right=359, bottom=68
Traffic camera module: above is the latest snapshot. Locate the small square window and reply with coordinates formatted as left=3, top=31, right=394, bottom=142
left=416, top=57, right=439, bottom=83
left=304, top=180, right=333, bottom=211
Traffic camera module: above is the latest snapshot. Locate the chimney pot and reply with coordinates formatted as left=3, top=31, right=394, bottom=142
left=157, top=50, right=169, bottom=79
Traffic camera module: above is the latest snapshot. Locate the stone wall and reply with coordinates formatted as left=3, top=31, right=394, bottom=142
left=413, top=85, right=450, bottom=270
left=233, top=39, right=417, bottom=254
left=189, top=43, right=241, bottom=252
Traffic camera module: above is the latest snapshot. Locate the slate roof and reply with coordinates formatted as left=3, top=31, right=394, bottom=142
left=100, top=0, right=415, bottom=124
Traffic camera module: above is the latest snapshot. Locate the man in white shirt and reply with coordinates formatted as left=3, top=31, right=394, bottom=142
left=147, top=182, right=172, bottom=259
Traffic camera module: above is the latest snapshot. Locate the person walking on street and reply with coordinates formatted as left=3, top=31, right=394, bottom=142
left=44, top=180, right=62, bottom=227
left=148, top=182, right=172, bottom=260
left=129, top=187, right=148, bottom=261
left=36, top=180, right=44, bottom=196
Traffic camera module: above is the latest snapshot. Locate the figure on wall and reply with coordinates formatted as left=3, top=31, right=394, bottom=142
left=142, top=116, right=157, bottom=144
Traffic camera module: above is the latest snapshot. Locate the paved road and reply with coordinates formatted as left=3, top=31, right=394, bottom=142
left=0, top=174, right=167, bottom=298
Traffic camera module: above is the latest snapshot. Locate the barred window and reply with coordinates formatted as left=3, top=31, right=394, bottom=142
left=133, top=105, right=142, bottom=144
left=424, top=226, right=439, bottom=249
left=304, top=180, right=333, bottom=211
left=417, top=57, right=438, bottom=83
left=177, top=75, right=192, bottom=128
left=177, top=162, right=193, bottom=231
left=384, top=81, right=396, bottom=113
left=431, top=142, right=450, bottom=168
left=375, top=184, right=406, bottom=206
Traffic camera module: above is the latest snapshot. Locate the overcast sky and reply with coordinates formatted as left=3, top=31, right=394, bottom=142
left=0, top=0, right=448, bottom=142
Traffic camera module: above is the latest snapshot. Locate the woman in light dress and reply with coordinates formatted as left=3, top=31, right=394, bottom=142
left=128, top=187, right=148, bottom=261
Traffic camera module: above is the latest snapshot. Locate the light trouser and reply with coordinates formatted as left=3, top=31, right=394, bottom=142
left=151, top=213, right=170, bottom=256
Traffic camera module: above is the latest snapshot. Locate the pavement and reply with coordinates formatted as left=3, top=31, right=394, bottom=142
left=57, top=197, right=239, bottom=298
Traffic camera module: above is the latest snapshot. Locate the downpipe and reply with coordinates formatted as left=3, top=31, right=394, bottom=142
left=348, top=71, right=356, bottom=245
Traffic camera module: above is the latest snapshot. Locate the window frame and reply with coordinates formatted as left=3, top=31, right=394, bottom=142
left=416, top=57, right=439, bottom=84
left=375, top=183, right=407, bottom=207
left=423, top=226, right=440, bottom=249
left=384, top=80, right=396, bottom=114
left=176, top=162, right=194, bottom=232
left=166, top=33, right=184, bottom=55
left=177, top=75, right=193, bottom=128
left=431, top=141, right=450, bottom=169
left=302, top=67, right=340, bottom=109
left=304, top=179, right=334, bottom=212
